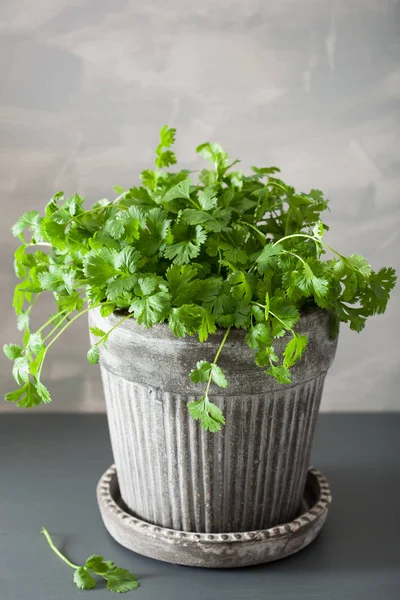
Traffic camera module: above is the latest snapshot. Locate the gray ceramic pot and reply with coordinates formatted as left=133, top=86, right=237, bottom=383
left=89, top=306, right=337, bottom=535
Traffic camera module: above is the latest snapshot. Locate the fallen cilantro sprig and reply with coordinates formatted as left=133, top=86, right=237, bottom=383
left=41, top=527, right=139, bottom=593
left=4, top=126, right=397, bottom=431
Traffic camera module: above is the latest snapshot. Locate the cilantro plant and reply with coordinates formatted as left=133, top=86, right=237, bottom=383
left=41, top=527, right=139, bottom=593
left=4, top=126, right=396, bottom=431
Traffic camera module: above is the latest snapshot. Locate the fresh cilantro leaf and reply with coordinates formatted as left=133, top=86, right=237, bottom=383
left=129, top=292, right=171, bottom=327
left=198, top=188, right=218, bottom=210
left=90, top=326, right=107, bottom=338
left=228, top=271, right=255, bottom=303
left=165, top=264, right=201, bottom=305
left=35, top=380, right=51, bottom=403
left=198, top=308, right=216, bottom=342
left=187, top=395, right=225, bottom=432
left=83, top=249, right=118, bottom=286
left=41, top=528, right=140, bottom=594
left=87, top=346, right=100, bottom=364
left=27, top=332, right=44, bottom=355
left=190, top=360, right=227, bottom=388
left=12, top=210, right=42, bottom=239
left=73, top=567, right=96, bottom=590
left=161, top=178, right=192, bottom=203
left=359, top=267, right=396, bottom=315
left=256, top=243, right=282, bottom=274
left=269, top=294, right=300, bottom=330
left=3, top=343, right=23, bottom=360
left=104, top=569, right=139, bottom=593
left=164, top=225, right=207, bottom=264
left=283, top=333, right=308, bottom=368
left=12, top=356, right=30, bottom=384
left=266, top=364, right=292, bottom=384
left=168, top=304, right=202, bottom=337
left=245, top=323, right=271, bottom=349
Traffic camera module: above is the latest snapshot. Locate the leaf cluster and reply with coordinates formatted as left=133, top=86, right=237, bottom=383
left=4, top=126, right=396, bottom=431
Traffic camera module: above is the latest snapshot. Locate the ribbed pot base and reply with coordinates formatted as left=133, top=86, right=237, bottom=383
left=97, top=465, right=332, bottom=568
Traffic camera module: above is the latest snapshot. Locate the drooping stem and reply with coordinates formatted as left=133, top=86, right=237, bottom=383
left=36, top=309, right=69, bottom=335
left=205, top=326, right=231, bottom=396
left=282, top=249, right=307, bottom=266
left=238, top=220, right=266, bottom=245
left=41, top=528, right=79, bottom=570
left=42, top=311, right=73, bottom=343
left=38, top=304, right=100, bottom=378
left=273, top=232, right=342, bottom=259
left=95, top=313, right=133, bottom=346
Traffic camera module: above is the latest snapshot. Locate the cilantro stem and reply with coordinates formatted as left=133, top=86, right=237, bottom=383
left=95, top=313, right=133, bottom=346
left=251, top=302, right=294, bottom=335
left=217, top=249, right=222, bottom=275
left=41, top=527, right=79, bottom=570
left=273, top=232, right=342, bottom=258
left=42, top=311, right=72, bottom=343
left=38, top=305, right=100, bottom=378
left=238, top=221, right=266, bottom=245
left=27, top=242, right=52, bottom=248
left=267, top=181, right=287, bottom=195
left=282, top=249, right=306, bottom=266
left=205, top=326, right=231, bottom=396
left=36, top=309, right=69, bottom=335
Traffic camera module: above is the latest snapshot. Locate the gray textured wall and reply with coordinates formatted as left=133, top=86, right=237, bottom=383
left=0, top=0, right=399, bottom=412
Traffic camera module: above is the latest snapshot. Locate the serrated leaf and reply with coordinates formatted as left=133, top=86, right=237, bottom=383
left=251, top=304, right=265, bottom=323
left=198, top=187, right=218, bottom=210
left=266, top=364, right=292, bottom=384
left=190, top=360, right=212, bottom=384
left=245, top=323, right=271, bottom=349
left=164, top=225, right=207, bottom=264
left=12, top=356, right=30, bottom=384
left=269, top=294, right=300, bottom=330
left=100, top=303, right=115, bottom=318
left=312, top=220, right=324, bottom=240
left=73, top=567, right=96, bottom=590
left=162, top=178, right=192, bottom=203
left=187, top=395, right=225, bottom=432
left=359, top=267, right=396, bottom=315
left=159, top=124, right=176, bottom=148
left=83, top=248, right=118, bottom=286
left=168, top=304, right=202, bottom=337
left=104, top=568, right=139, bottom=593
left=283, top=333, right=308, bottom=368
left=90, top=326, right=107, bottom=338
left=27, top=332, right=44, bottom=354
left=198, top=309, right=216, bottom=342
left=129, top=292, right=171, bottom=327
left=12, top=210, right=42, bottom=239
left=228, top=271, right=254, bottom=304
left=85, top=554, right=114, bottom=574
left=87, top=346, right=100, bottom=364
left=256, top=243, right=282, bottom=274
left=210, top=363, right=227, bottom=388
left=3, top=344, right=23, bottom=360
left=36, top=380, right=51, bottom=403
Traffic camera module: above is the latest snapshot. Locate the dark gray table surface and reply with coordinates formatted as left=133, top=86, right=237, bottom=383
left=1, top=414, right=399, bottom=600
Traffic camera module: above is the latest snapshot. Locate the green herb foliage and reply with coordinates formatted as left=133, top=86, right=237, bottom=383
left=41, top=527, right=139, bottom=593
left=5, top=127, right=396, bottom=431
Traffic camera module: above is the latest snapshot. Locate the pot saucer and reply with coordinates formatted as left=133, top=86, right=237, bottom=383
left=97, top=465, right=331, bottom=568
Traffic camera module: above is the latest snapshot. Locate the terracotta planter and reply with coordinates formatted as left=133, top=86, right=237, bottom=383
left=90, top=306, right=337, bottom=545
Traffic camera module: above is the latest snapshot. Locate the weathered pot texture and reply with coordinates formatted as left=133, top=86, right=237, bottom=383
left=90, top=306, right=337, bottom=534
